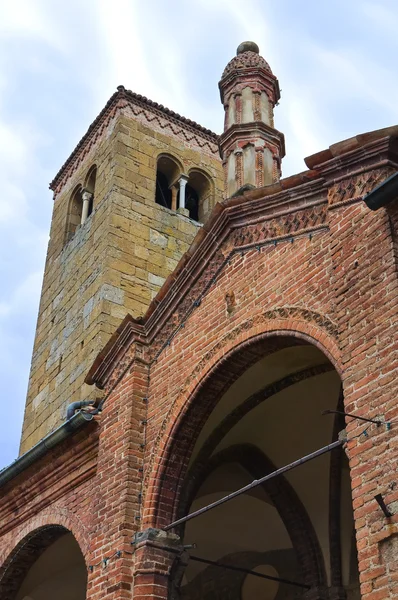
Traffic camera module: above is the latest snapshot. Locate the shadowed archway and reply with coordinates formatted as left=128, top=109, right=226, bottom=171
left=0, top=525, right=87, bottom=600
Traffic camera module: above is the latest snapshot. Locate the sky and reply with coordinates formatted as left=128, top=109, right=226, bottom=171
left=0, top=0, right=397, bottom=470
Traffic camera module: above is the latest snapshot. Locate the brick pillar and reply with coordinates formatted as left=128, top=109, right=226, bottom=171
left=328, top=195, right=398, bottom=600
left=132, top=528, right=187, bottom=600
left=86, top=343, right=150, bottom=600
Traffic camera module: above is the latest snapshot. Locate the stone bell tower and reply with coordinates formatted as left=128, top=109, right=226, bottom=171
left=219, top=41, right=285, bottom=197
left=19, top=86, right=223, bottom=454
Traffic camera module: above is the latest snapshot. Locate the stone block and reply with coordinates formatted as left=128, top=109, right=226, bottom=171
left=150, top=229, right=168, bottom=248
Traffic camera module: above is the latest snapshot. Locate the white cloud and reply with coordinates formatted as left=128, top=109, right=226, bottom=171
left=0, top=0, right=66, bottom=50
left=361, top=1, right=398, bottom=37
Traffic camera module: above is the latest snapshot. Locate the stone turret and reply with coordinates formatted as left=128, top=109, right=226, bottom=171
left=219, top=41, right=285, bottom=197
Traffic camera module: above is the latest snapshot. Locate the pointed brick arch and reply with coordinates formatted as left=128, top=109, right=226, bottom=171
left=143, top=321, right=342, bottom=530
left=178, top=443, right=327, bottom=588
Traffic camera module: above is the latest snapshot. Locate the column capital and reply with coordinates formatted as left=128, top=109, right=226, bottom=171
left=132, top=527, right=182, bottom=550
left=81, top=189, right=93, bottom=203
left=178, top=174, right=189, bottom=186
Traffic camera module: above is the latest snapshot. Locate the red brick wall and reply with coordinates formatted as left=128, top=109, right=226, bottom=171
left=1, top=164, right=397, bottom=600
left=328, top=200, right=398, bottom=600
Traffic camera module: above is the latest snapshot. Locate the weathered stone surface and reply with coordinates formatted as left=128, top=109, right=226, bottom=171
left=20, top=109, right=224, bottom=453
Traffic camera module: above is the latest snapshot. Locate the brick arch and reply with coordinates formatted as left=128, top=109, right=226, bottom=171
left=143, top=318, right=342, bottom=528
left=178, top=364, right=335, bottom=520
left=0, top=509, right=90, bottom=569
left=178, top=443, right=327, bottom=588
left=0, top=513, right=88, bottom=600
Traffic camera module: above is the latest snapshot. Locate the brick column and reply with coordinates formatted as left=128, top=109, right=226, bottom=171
left=132, top=528, right=187, bottom=600
left=328, top=195, right=398, bottom=600
left=86, top=343, right=150, bottom=600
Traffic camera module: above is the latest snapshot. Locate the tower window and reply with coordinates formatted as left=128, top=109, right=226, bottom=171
left=155, top=155, right=181, bottom=210
left=83, top=165, right=97, bottom=219
left=154, top=156, right=213, bottom=223
left=65, top=185, right=83, bottom=242
left=65, top=166, right=97, bottom=244
left=185, top=184, right=199, bottom=221
left=187, top=170, right=212, bottom=222
left=155, top=170, right=173, bottom=209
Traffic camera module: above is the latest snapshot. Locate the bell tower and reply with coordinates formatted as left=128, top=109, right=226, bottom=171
left=219, top=41, right=285, bottom=197
left=20, top=86, right=223, bottom=454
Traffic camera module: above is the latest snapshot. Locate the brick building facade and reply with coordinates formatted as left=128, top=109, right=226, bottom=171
left=0, top=42, right=397, bottom=600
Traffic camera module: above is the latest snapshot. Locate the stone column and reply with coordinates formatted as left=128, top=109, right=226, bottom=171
left=81, top=190, right=93, bottom=224
left=178, top=176, right=188, bottom=210
left=171, top=185, right=178, bottom=211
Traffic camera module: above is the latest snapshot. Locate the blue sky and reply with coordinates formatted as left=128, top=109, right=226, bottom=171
left=0, top=0, right=397, bottom=470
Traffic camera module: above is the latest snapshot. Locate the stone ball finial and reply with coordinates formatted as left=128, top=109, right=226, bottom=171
left=237, top=41, right=259, bottom=55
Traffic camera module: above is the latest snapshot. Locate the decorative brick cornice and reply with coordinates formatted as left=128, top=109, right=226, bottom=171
left=219, top=67, right=280, bottom=105
left=50, top=86, right=219, bottom=195
left=306, top=131, right=398, bottom=176
left=328, top=167, right=395, bottom=208
left=86, top=180, right=332, bottom=389
left=86, top=128, right=398, bottom=391
left=219, top=121, right=285, bottom=158
left=0, top=424, right=99, bottom=535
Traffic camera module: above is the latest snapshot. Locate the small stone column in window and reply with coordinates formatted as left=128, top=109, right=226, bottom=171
left=81, top=189, right=93, bottom=224
left=171, top=185, right=178, bottom=211
left=178, top=175, right=189, bottom=215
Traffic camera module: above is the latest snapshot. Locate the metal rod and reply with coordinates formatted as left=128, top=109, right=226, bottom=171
left=375, top=494, right=392, bottom=518
left=164, top=439, right=343, bottom=531
left=188, top=554, right=310, bottom=590
left=322, top=409, right=382, bottom=426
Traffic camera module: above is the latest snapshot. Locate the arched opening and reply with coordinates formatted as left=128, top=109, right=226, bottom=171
left=0, top=526, right=87, bottom=600
left=185, top=184, right=199, bottom=222
left=155, top=155, right=181, bottom=210
left=65, top=185, right=83, bottom=242
left=83, top=165, right=97, bottom=219
left=187, top=170, right=212, bottom=223
left=153, top=336, right=359, bottom=600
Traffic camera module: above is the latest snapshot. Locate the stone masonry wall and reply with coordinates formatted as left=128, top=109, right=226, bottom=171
left=20, top=108, right=223, bottom=454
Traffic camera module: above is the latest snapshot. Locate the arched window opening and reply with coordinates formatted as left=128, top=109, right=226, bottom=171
left=65, top=185, right=83, bottom=242
left=187, top=170, right=212, bottom=223
left=155, top=170, right=172, bottom=209
left=155, top=155, right=181, bottom=210
left=185, top=184, right=199, bottom=222
left=83, top=165, right=97, bottom=220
